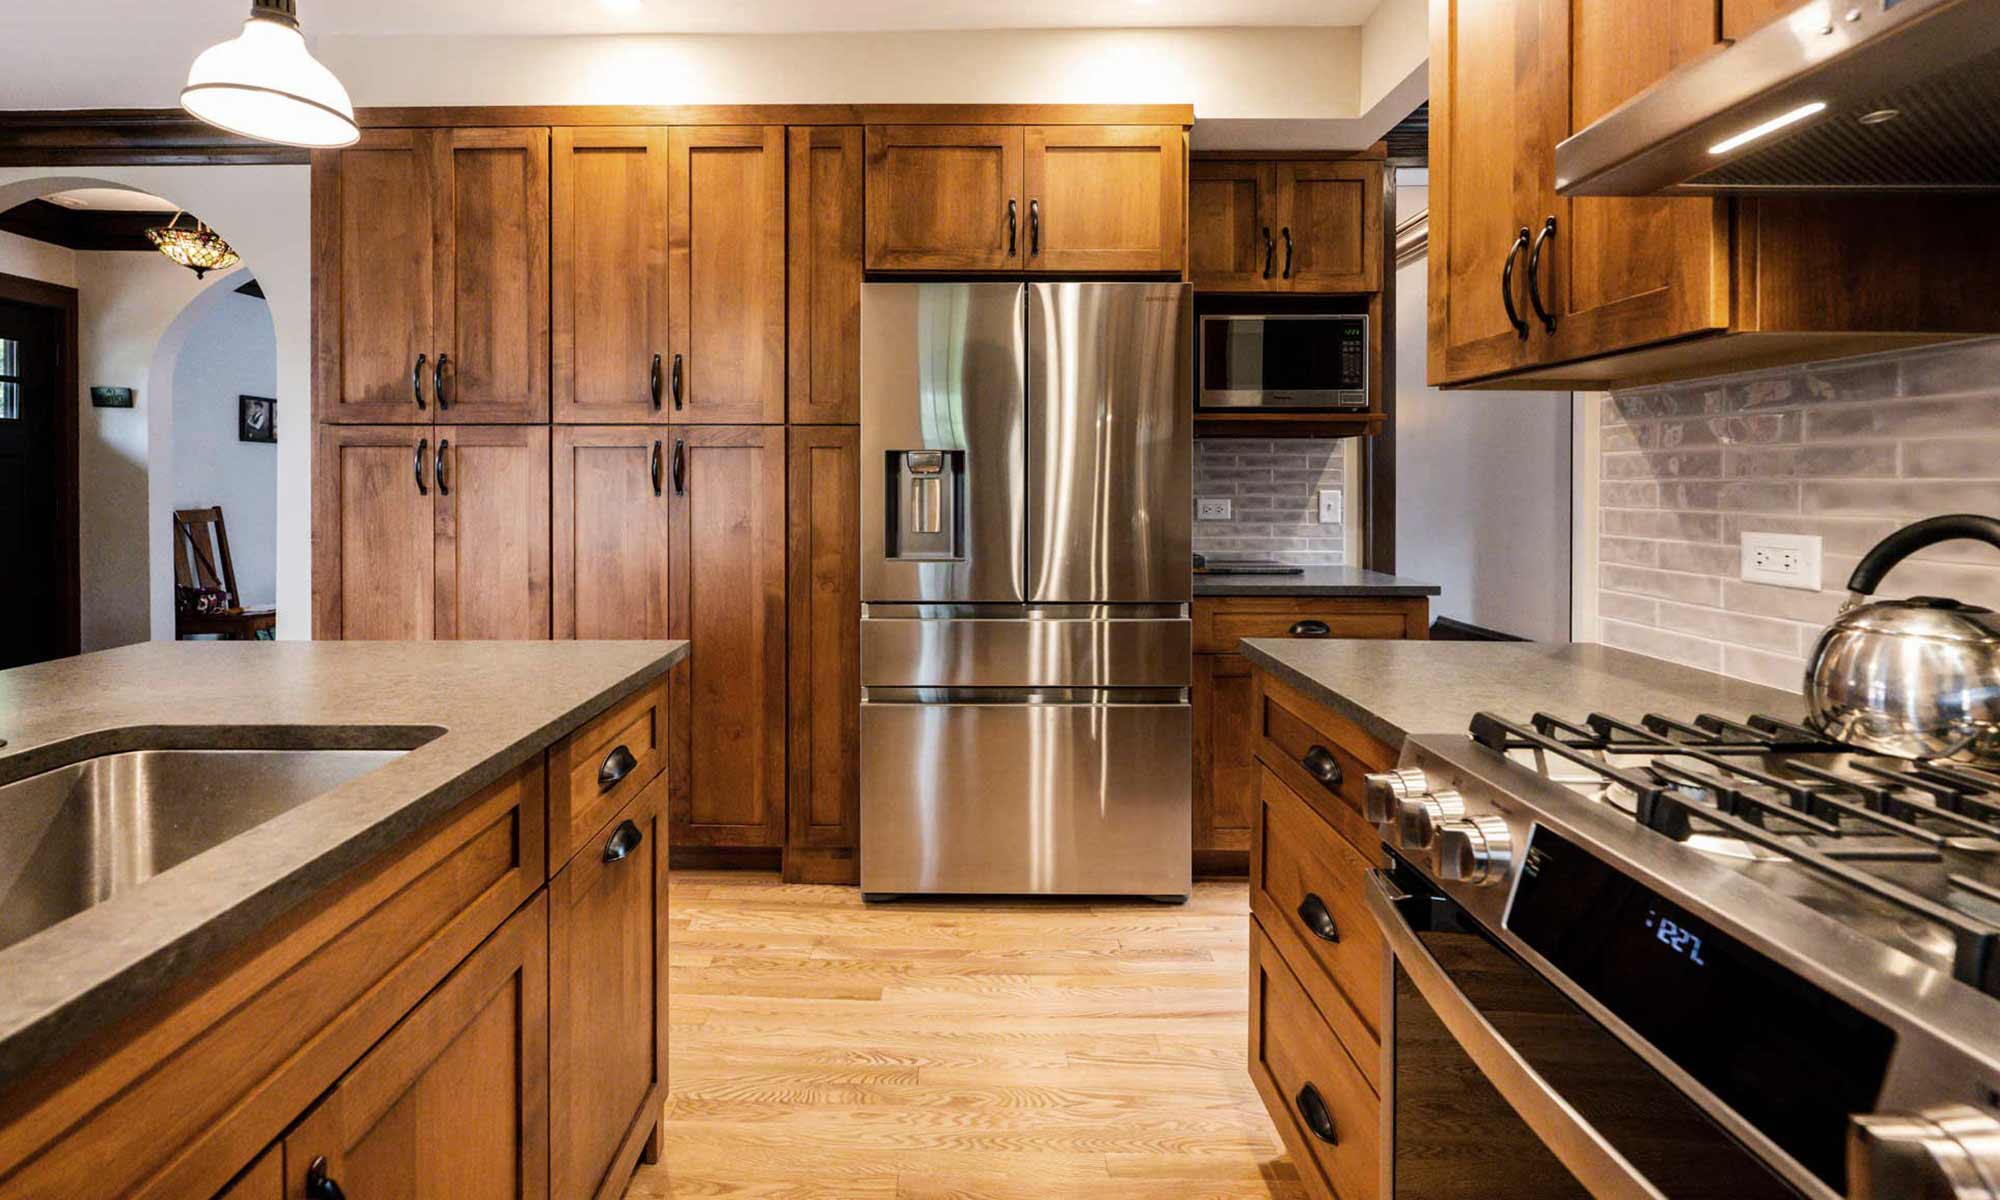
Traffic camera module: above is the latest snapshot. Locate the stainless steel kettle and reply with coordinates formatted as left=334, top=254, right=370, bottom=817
left=1805, top=514, right=2000, bottom=763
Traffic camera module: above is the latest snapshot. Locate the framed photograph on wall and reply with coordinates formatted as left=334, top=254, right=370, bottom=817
left=238, top=394, right=275, bottom=444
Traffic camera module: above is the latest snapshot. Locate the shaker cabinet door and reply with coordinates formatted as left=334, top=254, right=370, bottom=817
left=668, top=126, right=787, bottom=425
left=1022, top=125, right=1185, bottom=274
left=553, top=127, right=672, bottom=425
left=865, top=125, right=1025, bottom=271
left=1274, top=160, right=1382, bottom=293
left=313, top=425, right=436, bottom=640
left=553, top=425, right=675, bottom=640
left=432, top=127, right=551, bottom=423
left=787, top=126, right=865, bottom=424
left=786, top=425, right=862, bottom=883
left=433, top=424, right=551, bottom=640
left=313, top=129, right=437, bottom=424
left=1190, top=160, right=1279, bottom=292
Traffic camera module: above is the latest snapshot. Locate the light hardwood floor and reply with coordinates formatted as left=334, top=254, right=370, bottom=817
left=628, top=871, right=1303, bottom=1199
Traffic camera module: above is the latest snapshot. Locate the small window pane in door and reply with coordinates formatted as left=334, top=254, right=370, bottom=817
left=0, top=337, right=18, bottom=419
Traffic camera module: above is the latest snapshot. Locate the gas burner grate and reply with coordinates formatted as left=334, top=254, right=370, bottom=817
left=1469, top=710, right=2000, bottom=997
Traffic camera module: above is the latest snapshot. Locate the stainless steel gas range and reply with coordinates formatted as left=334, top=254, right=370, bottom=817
left=1363, top=708, right=2000, bottom=1200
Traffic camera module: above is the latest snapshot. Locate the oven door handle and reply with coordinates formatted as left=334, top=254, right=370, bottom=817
left=1365, top=870, right=1670, bottom=1200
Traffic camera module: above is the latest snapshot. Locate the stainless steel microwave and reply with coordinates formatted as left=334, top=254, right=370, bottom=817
left=1198, top=313, right=1368, bottom=410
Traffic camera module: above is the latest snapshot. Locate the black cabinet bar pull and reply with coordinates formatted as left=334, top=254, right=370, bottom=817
left=305, top=1155, right=347, bottom=1200
left=413, top=436, right=429, bottom=496
left=434, top=438, right=449, bottom=496
left=1289, top=619, right=1330, bottom=637
left=1295, top=1084, right=1339, bottom=1146
left=598, top=743, right=638, bottom=791
left=1007, top=198, right=1018, bottom=256
left=1029, top=198, right=1040, bottom=256
left=1261, top=226, right=1274, bottom=279
left=650, top=352, right=663, bottom=410
left=1281, top=226, right=1293, bottom=279
left=412, top=352, right=427, bottom=410
left=1302, top=745, right=1343, bottom=790
left=650, top=440, right=662, bottom=497
left=1527, top=216, right=1558, bottom=333
left=672, top=439, right=686, bottom=495
left=1501, top=226, right=1531, bottom=340
left=433, top=352, right=451, bottom=409
left=671, top=353, right=683, bottom=410
left=1297, top=893, right=1341, bottom=944
left=602, top=818, right=644, bottom=863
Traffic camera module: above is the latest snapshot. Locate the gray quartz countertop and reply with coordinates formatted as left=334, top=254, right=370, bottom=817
left=0, top=638, right=686, bottom=1092
left=1237, top=639, right=1802, bottom=751
left=1193, top=566, right=1442, bottom=597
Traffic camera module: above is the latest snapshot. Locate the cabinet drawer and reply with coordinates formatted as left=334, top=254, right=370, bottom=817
left=1252, top=765, right=1384, bottom=1089
left=551, top=773, right=668, bottom=1200
left=549, top=677, right=669, bottom=867
left=1250, top=922, right=1382, bottom=1200
left=1192, top=597, right=1425, bottom=653
left=1255, top=674, right=1394, bottom=862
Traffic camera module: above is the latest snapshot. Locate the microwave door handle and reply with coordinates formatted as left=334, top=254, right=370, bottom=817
left=1365, top=872, right=1670, bottom=1200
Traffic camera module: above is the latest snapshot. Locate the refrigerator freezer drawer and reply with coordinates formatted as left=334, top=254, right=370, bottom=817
left=861, top=615, right=1191, bottom=689
left=859, top=699, right=1192, bottom=897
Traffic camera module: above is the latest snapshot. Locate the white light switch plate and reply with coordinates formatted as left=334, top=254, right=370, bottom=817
left=1197, top=497, right=1232, bottom=521
left=1740, top=531, right=1822, bottom=590
left=1318, top=489, right=1343, bottom=525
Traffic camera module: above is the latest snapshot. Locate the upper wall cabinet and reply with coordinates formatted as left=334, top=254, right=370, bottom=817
left=864, top=124, right=1186, bottom=274
left=315, top=128, right=550, bottom=423
left=552, top=128, right=671, bottom=425
left=1190, top=159, right=1381, bottom=293
left=1429, top=0, right=2000, bottom=390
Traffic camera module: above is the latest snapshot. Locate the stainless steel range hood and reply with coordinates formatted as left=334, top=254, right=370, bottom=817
left=1555, top=0, right=2000, bottom=196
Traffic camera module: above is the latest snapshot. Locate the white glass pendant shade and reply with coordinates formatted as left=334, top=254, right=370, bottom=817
left=181, top=5, right=359, bottom=149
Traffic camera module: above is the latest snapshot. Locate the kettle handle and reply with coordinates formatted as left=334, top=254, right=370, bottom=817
left=1847, top=514, right=2000, bottom=596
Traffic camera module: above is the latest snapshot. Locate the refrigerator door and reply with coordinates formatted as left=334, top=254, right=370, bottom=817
left=861, top=283, right=1026, bottom=604
left=1025, top=282, right=1192, bottom=604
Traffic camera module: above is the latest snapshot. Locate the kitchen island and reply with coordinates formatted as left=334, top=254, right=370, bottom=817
left=0, top=638, right=686, bottom=1200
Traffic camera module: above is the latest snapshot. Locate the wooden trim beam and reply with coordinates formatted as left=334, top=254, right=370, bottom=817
left=357, top=103, right=1195, bottom=128
left=0, top=109, right=308, bottom=166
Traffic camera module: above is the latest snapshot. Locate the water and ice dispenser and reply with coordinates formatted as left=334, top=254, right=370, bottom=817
left=888, top=449, right=963, bottom=561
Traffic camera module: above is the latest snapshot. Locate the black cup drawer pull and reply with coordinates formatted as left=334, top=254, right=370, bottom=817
left=1289, top=619, right=1331, bottom=637
left=1296, top=892, right=1341, bottom=944
left=597, top=744, right=639, bottom=791
left=305, top=1156, right=346, bottom=1200
left=1302, top=745, right=1343, bottom=790
left=1294, top=1084, right=1338, bottom=1146
left=602, top=819, right=644, bottom=863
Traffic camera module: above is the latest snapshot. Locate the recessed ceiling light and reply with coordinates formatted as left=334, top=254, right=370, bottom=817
left=1707, top=101, right=1828, bottom=156
left=181, top=0, right=358, bottom=149
left=1858, top=108, right=1902, bottom=126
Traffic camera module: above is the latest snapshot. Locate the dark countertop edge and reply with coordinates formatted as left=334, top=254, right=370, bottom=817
left=1237, top=639, right=1415, bottom=749
left=0, top=642, right=688, bottom=1093
left=1191, top=578, right=1442, bottom=597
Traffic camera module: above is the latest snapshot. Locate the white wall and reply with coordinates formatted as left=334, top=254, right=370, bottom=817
left=1394, top=183, right=1575, bottom=642
left=167, top=281, right=278, bottom=610
left=0, top=229, right=77, bottom=289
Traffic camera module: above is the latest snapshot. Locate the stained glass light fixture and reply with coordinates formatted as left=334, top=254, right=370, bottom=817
left=147, top=212, right=241, bottom=280
left=181, top=0, right=359, bottom=149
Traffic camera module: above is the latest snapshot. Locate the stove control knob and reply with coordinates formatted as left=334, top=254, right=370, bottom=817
left=1396, top=790, right=1466, bottom=851
left=1850, top=1105, right=2000, bottom=1200
left=1362, top=768, right=1430, bottom=824
left=1434, top=816, right=1512, bottom=886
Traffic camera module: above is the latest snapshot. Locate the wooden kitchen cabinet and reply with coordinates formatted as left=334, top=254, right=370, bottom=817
left=1189, top=160, right=1274, bottom=292
left=669, top=126, right=786, bottom=424
left=433, top=127, right=551, bottom=423
left=1022, top=125, right=1185, bottom=273
left=1193, top=652, right=1257, bottom=865
left=433, top=424, right=551, bottom=640
left=786, top=425, right=862, bottom=884
left=550, top=774, right=668, bottom=1200
left=670, top=426, right=788, bottom=854
left=1189, top=157, right=1380, bottom=293
left=865, top=125, right=1024, bottom=271
left=788, top=126, right=864, bottom=424
left=312, top=424, right=435, bottom=640
left=283, top=894, right=550, bottom=1200
left=552, top=127, right=671, bottom=425
left=210, top=1149, right=280, bottom=1200
left=552, top=425, right=675, bottom=640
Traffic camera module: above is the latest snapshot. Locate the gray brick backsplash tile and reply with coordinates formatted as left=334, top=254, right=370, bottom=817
left=1598, top=338, right=2000, bottom=689
left=1192, top=437, right=1346, bottom=564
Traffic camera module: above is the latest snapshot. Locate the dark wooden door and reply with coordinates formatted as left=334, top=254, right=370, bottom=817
left=787, top=126, right=864, bottom=424
left=1189, top=161, right=1278, bottom=292
left=552, top=425, right=673, bottom=640
left=433, top=424, right=550, bottom=640
left=312, top=425, right=435, bottom=640
left=1022, top=125, right=1185, bottom=273
left=670, top=427, right=787, bottom=851
left=282, top=895, right=549, bottom=1199
left=313, top=129, right=436, bottom=424
left=865, top=125, right=1024, bottom=271
left=1193, top=653, right=1257, bottom=856
left=786, top=425, right=861, bottom=883
left=553, top=127, right=671, bottom=425
left=669, top=126, right=786, bottom=425
left=0, top=296, right=68, bottom=668
left=1275, top=160, right=1383, bottom=293
left=433, top=127, right=550, bottom=423
left=550, top=775, right=667, bottom=1200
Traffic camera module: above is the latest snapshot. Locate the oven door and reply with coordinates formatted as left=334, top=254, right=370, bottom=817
left=1367, top=860, right=1812, bottom=1200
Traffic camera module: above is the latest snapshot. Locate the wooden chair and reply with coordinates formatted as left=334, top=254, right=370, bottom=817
left=172, top=507, right=277, bottom=640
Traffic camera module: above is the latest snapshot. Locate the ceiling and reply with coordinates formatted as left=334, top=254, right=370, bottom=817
left=15, top=0, right=1383, bottom=38
left=44, top=188, right=180, bottom=212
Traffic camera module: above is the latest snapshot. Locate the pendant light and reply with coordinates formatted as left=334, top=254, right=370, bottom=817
left=146, top=212, right=242, bottom=280
left=181, top=0, right=358, bottom=149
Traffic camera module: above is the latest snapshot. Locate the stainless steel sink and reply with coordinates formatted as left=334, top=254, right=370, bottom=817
left=0, top=748, right=407, bottom=952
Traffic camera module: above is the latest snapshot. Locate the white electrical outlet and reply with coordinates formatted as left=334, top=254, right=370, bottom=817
left=1740, top=531, right=1822, bottom=590
left=1318, top=489, right=1343, bottom=525
left=1197, top=497, right=1232, bottom=521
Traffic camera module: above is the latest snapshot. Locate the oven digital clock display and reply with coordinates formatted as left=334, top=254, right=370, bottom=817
left=1647, top=911, right=1707, bottom=965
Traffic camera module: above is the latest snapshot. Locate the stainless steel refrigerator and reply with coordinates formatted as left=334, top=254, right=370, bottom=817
left=858, top=282, right=1193, bottom=900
